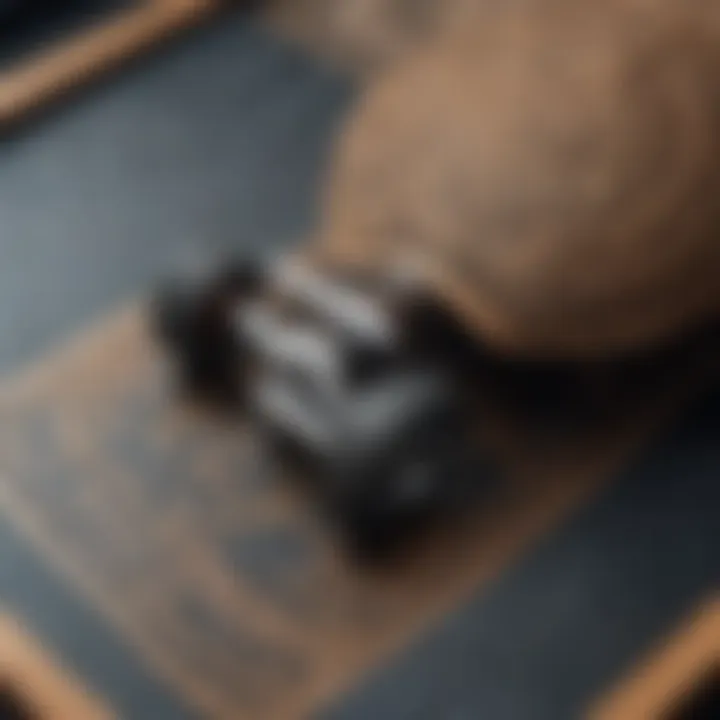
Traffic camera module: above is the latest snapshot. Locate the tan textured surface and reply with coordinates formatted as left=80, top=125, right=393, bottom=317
left=590, top=598, right=720, bottom=720
left=0, top=307, right=715, bottom=718
left=0, top=613, right=114, bottom=719
left=319, top=0, right=720, bottom=359
left=0, top=0, right=220, bottom=126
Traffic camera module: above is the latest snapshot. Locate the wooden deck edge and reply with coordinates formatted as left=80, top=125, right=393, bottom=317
left=0, top=0, right=223, bottom=127
left=588, top=597, right=720, bottom=720
left=0, top=612, right=115, bottom=719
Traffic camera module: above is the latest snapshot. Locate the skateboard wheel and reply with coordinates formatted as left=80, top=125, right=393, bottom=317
left=150, top=255, right=265, bottom=401
left=331, top=490, right=400, bottom=561
left=328, top=409, right=469, bottom=561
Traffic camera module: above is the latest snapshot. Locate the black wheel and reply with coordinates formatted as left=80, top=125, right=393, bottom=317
left=332, top=491, right=400, bottom=562
left=150, top=256, right=264, bottom=403
left=328, top=410, right=471, bottom=562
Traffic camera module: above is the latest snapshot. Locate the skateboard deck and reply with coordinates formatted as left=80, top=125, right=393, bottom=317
left=0, top=305, right=717, bottom=718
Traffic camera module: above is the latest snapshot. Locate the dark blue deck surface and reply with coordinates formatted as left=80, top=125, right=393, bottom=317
left=0, top=11, right=717, bottom=719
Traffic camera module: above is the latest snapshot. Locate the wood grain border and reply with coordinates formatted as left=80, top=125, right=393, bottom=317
left=589, top=598, right=720, bottom=719
left=0, top=0, right=222, bottom=127
left=0, top=612, right=114, bottom=719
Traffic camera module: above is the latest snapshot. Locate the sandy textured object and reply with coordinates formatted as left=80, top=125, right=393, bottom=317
left=319, top=1, right=720, bottom=359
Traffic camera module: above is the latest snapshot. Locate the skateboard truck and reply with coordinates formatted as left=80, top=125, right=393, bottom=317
left=150, top=254, right=478, bottom=559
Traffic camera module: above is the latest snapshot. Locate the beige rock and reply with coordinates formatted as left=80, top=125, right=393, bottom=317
left=318, top=1, right=720, bottom=360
